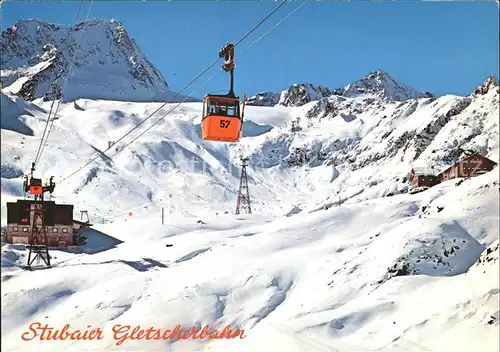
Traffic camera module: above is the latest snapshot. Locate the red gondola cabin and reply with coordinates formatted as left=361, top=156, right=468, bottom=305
left=201, top=43, right=246, bottom=143
left=202, top=95, right=242, bottom=142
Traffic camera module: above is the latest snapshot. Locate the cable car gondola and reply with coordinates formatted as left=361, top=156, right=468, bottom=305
left=23, top=163, right=55, bottom=197
left=202, top=43, right=246, bottom=143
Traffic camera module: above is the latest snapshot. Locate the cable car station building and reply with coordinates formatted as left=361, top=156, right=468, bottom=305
left=4, top=200, right=90, bottom=247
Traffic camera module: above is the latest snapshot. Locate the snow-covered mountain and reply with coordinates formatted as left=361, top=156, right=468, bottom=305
left=1, top=75, right=497, bottom=219
left=0, top=19, right=194, bottom=103
left=247, top=70, right=433, bottom=107
left=1, top=47, right=499, bottom=352
left=277, top=83, right=334, bottom=107
left=342, top=69, right=433, bottom=101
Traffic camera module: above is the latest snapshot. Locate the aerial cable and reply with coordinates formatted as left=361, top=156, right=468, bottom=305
left=33, top=0, right=85, bottom=168
left=58, top=0, right=293, bottom=184
left=35, top=0, right=94, bottom=168
left=233, top=0, right=290, bottom=47
left=33, top=70, right=67, bottom=167
left=107, top=0, right=307, bottom=159
left=33, top=98, right=57, bottom=167
left=58, top=0, right=299, bottom=184
left=186, top=0, right=308, bottom=100
left=164, top=0, right=309, bottom=138
left=32, top=0, right=84, bottom=169
left=240, top=0, right=308, bottom=55
left=37, top=0, right=94, bottom=166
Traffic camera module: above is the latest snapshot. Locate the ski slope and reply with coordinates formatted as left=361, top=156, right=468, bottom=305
left=1, top=77, right=499, bottom=351
left=1, top=169, right=499, bottom=351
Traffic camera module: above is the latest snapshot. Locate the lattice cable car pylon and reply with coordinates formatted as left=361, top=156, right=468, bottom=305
left=235, top=157, right=252, bottom=215
left=22, top=163, right=56, bottom=270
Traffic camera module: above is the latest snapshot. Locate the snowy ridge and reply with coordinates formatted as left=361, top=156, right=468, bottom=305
left=247, top=83, right=332, bottom=107
left=247, top=70, right=431, bottom=108
left=342, top=70, right=433, bottom=101
left=1, top=19, right=196, bottom=103
left=277, top=83, right=333, bottom=107
left=246, top=91, right=280, bottom=107
left=472, top=74, right=499, bottom=97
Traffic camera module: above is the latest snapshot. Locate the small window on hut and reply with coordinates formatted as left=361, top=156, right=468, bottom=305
left=23, top=227, right=28, bottom=232
left=13, top=226, right=18, bottom=231
left=53, top=228, right=58, bottom=233
left=62, top=228, right=68, bottom=233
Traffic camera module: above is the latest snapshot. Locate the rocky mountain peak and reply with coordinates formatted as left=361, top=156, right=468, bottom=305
left=0, top=19, right=183, bottom=102
left=472, top=75, right=499, bottom=96
left=343, top=70, right=432, bottom=101
left=246, top=91, right=281, bottom=107
left=246, top=71, right=433, bottom=108
left=277, top=83, right=333, bottom=107
left=247, top=83, right=332, bottom=107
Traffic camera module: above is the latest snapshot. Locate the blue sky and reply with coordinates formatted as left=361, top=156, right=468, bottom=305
left=3, top=1, right=499, bottom=98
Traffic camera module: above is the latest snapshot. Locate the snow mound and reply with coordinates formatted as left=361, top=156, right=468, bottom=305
left=380, top=220, right=484, bottom=283
left=0, top=90, right=43, bottom=135
left=470, top=239, right=499, bottom=272
left=241, top=120, right=273, bottom=138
